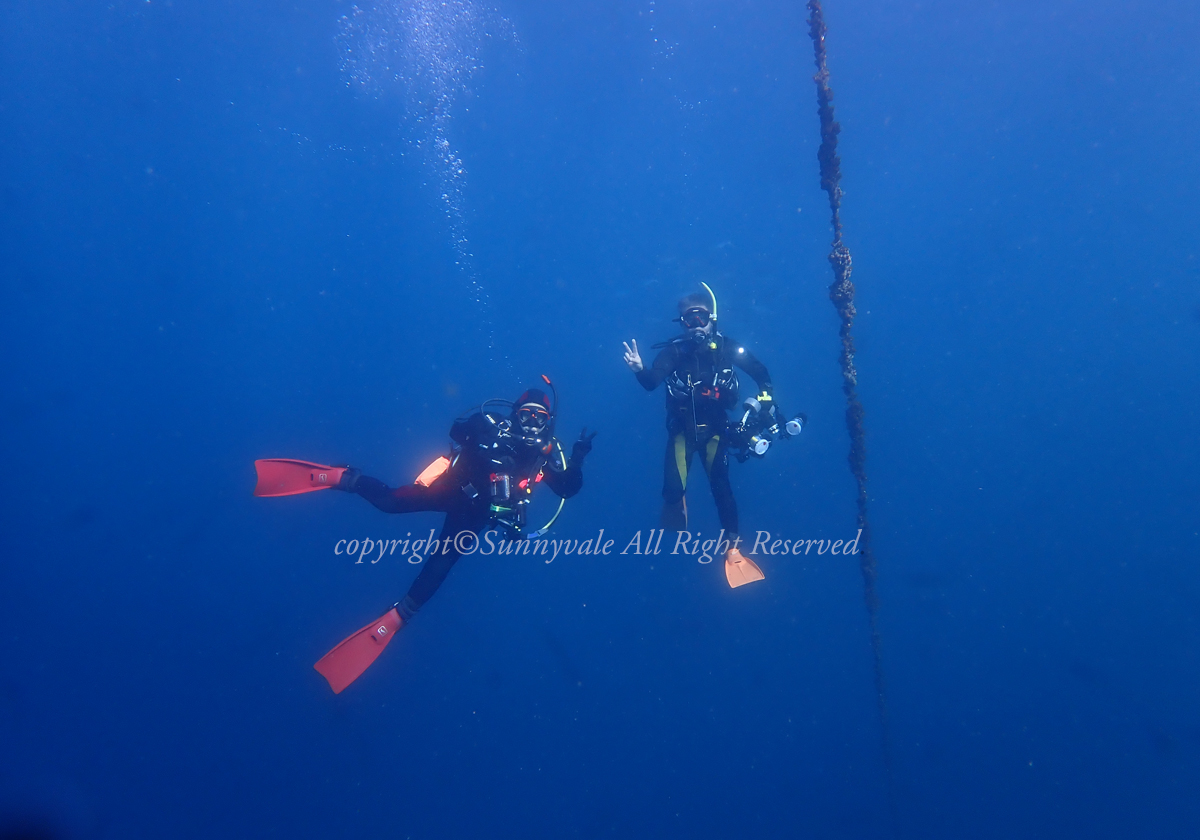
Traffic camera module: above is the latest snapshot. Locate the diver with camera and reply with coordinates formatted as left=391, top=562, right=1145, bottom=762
left=622, top=283, right=803, bottom=588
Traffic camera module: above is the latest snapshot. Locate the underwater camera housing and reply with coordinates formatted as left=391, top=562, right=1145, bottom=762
left=728, top=397, right=805, bottom=463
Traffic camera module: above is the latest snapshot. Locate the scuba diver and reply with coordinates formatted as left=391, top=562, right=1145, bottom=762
left=622, top=283, right=802, bottom=588
left=253, top=377, right=595, bottom=693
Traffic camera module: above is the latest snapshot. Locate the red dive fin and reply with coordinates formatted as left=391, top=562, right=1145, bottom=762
left=253, top=459, right=347, bottom=497
left=725, top=547, right=766, bottom=589
left=314, top=608, right=403, bottom=694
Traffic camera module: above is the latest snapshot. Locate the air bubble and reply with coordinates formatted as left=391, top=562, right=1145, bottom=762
left=336, top=1, right=517, bottom=352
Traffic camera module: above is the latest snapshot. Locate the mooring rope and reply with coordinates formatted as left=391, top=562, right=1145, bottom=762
left=805, top=0, right=896, bottom=825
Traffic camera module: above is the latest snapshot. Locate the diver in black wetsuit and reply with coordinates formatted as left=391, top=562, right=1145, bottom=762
left=336, top=386, right=596, bottom=620
left=623, top=285, right=779, bottom=587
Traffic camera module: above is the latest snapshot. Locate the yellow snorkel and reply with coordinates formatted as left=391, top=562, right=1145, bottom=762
left=699, top=281, right=719, bottom=349
left=700, top=281, right=718, bottom=323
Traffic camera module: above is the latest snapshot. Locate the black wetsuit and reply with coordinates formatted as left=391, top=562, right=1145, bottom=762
left=636, top=333, right=772, bottom=535
left=350, top=411, right=584, bottom=617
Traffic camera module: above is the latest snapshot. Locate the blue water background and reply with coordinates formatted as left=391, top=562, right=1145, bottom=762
left=3, top=0, right=1199, bottom=837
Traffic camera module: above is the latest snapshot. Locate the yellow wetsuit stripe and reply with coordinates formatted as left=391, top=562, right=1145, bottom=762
left=705, top=435, right=720, bottom=472
left=674, top=433, right=689, bottom=489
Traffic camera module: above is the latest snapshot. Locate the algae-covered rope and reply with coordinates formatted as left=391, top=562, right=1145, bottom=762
left=805, top=0, right=896, bottom=827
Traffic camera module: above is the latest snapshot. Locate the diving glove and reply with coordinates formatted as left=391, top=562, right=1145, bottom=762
left=572, top=428, right=598, bottom=461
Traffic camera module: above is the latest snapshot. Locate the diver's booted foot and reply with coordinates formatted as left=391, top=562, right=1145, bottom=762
left=724, top=547, right=765, bottom=588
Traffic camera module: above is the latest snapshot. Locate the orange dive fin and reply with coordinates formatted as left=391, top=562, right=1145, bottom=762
left=314, top=608, right=403, bottom=694
left=253, top=459, right=347, bottom=497
left=725, top=547, right=766, bottom=589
